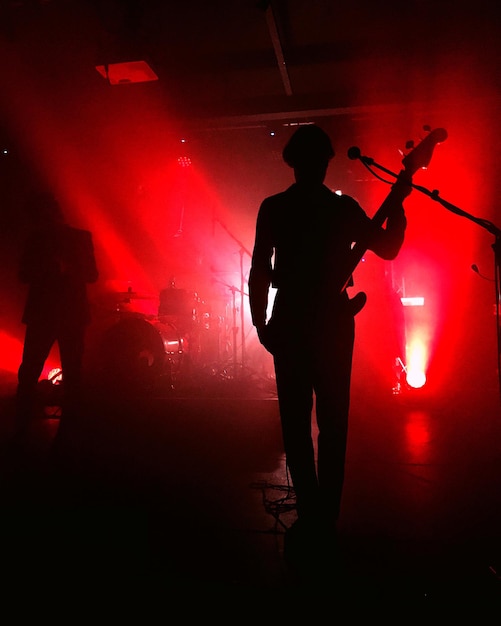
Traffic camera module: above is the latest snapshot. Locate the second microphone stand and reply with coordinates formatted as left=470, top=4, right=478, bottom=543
left=214, top=217, right=252, bottom=378
left=356, top=149, right=501, bottom=404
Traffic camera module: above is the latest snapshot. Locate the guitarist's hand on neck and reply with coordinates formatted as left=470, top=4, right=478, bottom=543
left=390, top=170, right=413, bottom=202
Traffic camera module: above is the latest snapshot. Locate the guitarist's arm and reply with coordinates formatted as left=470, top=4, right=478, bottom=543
left=249, top=198, right=274, bottom=330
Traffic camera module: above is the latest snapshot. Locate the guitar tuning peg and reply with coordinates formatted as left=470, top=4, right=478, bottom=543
left=423, top=124, right=431, bottom=132
left=405, top=140, right=414, bottom=150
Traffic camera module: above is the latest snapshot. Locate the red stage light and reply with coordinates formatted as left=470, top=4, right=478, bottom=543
left=405, top=338, right=427, bottom=389
left=177, top=156, right=192, bottom=168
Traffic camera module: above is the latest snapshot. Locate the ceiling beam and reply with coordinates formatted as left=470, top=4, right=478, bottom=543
left=264, top=3, right=293, bottom=97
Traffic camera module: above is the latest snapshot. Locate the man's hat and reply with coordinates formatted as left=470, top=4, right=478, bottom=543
left=282, top=125, right=335, bottom=167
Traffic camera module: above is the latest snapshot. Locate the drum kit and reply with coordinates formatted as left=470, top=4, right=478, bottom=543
left=92, top=285, right=227, bottom=392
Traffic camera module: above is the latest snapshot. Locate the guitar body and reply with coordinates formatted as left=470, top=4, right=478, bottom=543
left=348, top=290, right=367, bottom=316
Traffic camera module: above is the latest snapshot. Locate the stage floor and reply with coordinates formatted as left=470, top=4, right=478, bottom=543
left=0, top=368, right=500, bottom=610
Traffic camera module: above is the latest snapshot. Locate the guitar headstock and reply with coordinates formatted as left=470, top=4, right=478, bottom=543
left=401, top=126, right=448, bottom=176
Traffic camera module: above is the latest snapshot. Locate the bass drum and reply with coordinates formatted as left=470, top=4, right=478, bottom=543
left=98, top=316, right=184, bottom=391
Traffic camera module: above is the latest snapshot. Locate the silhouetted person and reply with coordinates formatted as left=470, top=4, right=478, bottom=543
left=15, top=192, right=98, bottom=437
left=249, top=125, right=411, bottom=565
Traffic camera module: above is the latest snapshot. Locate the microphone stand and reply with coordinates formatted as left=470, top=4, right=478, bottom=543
left=356, top=151, right=501, bottom=405
left=228, top=284, right=239, bottom=379
left=213, top=279, right=249, bottom=380
left=213, top=217, right=252, bottom=377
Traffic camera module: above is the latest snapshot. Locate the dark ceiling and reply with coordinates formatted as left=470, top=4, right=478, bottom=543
left=1, top=0, right=500, bottom=130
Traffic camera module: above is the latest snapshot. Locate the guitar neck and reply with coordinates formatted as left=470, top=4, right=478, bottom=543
left=338, top=172, right=408, bottom=293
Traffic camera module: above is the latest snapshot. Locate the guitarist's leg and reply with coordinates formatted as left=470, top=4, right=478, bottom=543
left=314, top=315, right=355, bottom=527
left=16, top=320, right=57, bottom=434
left=273, top=347, right=320, bottom=524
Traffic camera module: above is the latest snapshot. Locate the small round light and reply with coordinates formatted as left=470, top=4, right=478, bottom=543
left=48, top=367, right=63, bottom=384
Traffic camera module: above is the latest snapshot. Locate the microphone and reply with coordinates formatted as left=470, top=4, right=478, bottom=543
left=347, top=146, right=361, bottom=160
left=471, top=264, right=494, bottom=281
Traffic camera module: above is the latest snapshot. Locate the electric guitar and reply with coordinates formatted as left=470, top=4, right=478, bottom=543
left=344, top=126, right=448, bottom=315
